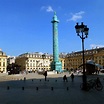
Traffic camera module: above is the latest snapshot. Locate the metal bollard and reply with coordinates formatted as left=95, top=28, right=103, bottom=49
left=51, top=87, right=53, bottom=91
left=36, top=87, right=38, bottom=90
left=22, top=87, right=24, bottom=90
left=55, top=80, right=57, bottom=82
left=7, top=86, right=10, bottom=90
left=40, top=79, right=41, bottom=82
left=67, top=87, right=69, bottom=91
left=32, top=79, right=33, bottom=82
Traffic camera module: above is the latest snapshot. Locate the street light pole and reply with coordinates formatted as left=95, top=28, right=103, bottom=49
left=82, top=32, right=87, bottom=88
left=75, top=22, right=89, bottom=90
left=42, top=54, right=46, bottom=70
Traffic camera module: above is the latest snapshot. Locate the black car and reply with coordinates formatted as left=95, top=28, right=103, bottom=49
left=100, top=69, right=104, bottom=73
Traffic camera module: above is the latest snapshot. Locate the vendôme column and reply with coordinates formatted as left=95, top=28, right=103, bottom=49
left=51, top=12, right=62, bottom=73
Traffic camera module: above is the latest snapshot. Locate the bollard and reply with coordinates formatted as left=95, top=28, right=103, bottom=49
left=51, top=87, right=53, bottom=91
left=36, top=87, right=38, bottom=90
left=7, top=86, right=10, bottom=90
left=67, top=87, right=69, bottom=91
left=32, top=79, right=33, bottom=82
left=40, top=79, right=41, bottom=82
left=55, top=80, right=57, bottom=82
left=22, top=87, right=24, bottom=90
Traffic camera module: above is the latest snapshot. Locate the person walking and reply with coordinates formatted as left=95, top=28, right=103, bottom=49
left=63, top=75, right=68, bottom=82
left=71, top=73, right=74, bottom=82
left=44, top=70, right=47, bottom=81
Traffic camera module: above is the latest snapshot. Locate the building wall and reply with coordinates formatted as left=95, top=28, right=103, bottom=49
left=15, top=52, right=66, bottom=72
left=7, top=56, right=15, bottom=65
left=15, top=53, right=52, bottom=72
left=59, top=53, right=66, bottom=70
left=65, top=47, right=104, bottom=70
left=0, top=51, right=7, bottom=73
left=60, top=58, right=65, bottom=70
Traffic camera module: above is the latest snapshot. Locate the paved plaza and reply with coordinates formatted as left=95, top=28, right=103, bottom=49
left=0, top=72, right=104, bottom=104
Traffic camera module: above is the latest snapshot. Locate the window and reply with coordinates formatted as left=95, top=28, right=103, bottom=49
left=30, top=63, right=32, bottom=67
left=3, top=62, right=5, bottom=66
left=33, top=63, right=35, bottom=66
left=30, top=54, right=32, bottom=57
left=27, top=63, right=29, bottom=67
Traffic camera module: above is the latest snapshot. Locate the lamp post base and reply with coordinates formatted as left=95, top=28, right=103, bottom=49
left=82, top=74, right=88, bottom=91
left=51, top=61, right=62, bottom=73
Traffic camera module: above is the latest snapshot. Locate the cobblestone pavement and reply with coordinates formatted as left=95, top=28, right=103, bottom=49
left=0, top=72, right=104, bottom=104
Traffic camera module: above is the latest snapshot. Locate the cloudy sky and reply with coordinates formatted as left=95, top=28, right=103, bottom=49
left=0, top=0, right=104, bottom=56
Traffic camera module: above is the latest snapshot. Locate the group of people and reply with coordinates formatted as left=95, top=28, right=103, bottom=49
left=43, top=71, right=101, bottom=87
left=43, top=70, right=75, bottom=82
left=63, top=73, right=74, bottom=82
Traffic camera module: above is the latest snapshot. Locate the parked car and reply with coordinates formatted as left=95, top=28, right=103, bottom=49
left=37, top=69, right=45, bottom=74
left=100, top=69, right=104, bottom=73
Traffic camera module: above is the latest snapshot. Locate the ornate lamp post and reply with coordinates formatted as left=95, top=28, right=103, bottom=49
left=75, top=22, right=89, bottom=90
left=42, top=54, right=46, bottom=70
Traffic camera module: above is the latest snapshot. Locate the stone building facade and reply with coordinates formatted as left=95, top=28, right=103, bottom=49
left=59, top=53, right=66, bottom=70
left=65, top=47, right=104, bottom=70
left=15, top=52, right=52, bottom=72
left=7, top=56, right=15, bottom=65
left=15, top=52, right=66, bottom=72
left=0, top=50, right=7, bottom=73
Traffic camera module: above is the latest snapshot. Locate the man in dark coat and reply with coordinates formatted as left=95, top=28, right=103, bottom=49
left=44, top=71, right=47, bottom=81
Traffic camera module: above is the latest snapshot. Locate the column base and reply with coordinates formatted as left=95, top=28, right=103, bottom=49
left=51, top=61, right=62, bottom=72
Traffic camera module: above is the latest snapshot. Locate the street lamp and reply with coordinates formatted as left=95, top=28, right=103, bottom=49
left=42, top=54, right=46, bottom=70
left=75, top=22, right=89, bottom=90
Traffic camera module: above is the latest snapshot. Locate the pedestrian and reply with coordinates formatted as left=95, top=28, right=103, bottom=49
left=70, top=73, right=74, bottom=82
left=24, top=77, right=26, bottom=82
left=44, top=70, right=47, bottom=81
left=63, top=75, right=68, bottom=82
